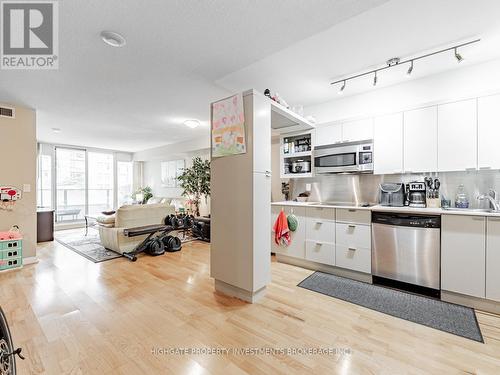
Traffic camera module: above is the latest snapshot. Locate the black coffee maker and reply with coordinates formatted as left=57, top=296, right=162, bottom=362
left=405, top=182, right=426, bottom=208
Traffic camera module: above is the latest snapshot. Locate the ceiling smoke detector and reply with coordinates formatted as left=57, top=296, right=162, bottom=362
left=100, top=31, right=126, bottom=47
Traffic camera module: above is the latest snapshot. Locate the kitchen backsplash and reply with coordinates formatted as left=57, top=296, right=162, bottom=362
left=289, top=170, right=500, bottom=209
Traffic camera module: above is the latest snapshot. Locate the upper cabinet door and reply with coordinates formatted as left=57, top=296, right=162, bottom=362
left=437, top=99, right=477, bottom=172
left=374, top=113, right=403, bottom=174
left=404, top=106, right=438, bottom=173
left=342, top=118, right=373, bottom=143
left=478, top=95, right=500, bottom=170
left=315, top=123, right=342, bottom=147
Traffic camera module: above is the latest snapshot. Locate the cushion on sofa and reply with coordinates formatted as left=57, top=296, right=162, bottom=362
left=97, top=214, right=116, bottom=225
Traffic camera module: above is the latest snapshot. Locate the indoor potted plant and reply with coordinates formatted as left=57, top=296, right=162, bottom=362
left=177, top=157, right=210, bottom=216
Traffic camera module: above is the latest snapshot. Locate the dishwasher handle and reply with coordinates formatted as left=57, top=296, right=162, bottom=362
left=372, top=211, right=441, bottom=228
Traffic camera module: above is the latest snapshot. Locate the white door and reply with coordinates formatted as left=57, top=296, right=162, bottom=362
left=478, top=94, right=500, bottom=170
left=315, top=123, right=342, bottom=147
left=404, top=106, right=438, bottom=173
left=342, top=118, right=373, bottom=143
left=437, top=99, right=477, bottom=172
left=486, top=217, right=500, bottom=302
left=373, top=113, right=403, bottom=174
left=441, top=215, right=486, bottom=298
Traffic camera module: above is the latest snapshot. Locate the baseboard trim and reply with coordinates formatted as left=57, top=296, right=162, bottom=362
left=276, top=254, right=373, bottom=284
left=214, top=279, right=266, bottom=303
left=441, top=290, right=500, bottom=315
left=23, top=256, right=39, bottom=265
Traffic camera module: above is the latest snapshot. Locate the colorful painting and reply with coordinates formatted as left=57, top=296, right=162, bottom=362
left=211, top=93, right=246, bottom=157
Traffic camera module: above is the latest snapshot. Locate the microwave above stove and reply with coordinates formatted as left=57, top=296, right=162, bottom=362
left=314, top=140, right=373, bottom=174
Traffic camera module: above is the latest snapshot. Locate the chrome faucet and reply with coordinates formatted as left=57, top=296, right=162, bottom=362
left=477, top=189, right=500, bottom=211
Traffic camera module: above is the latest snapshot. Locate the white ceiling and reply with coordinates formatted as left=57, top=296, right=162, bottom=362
left=0, top=0, right=388, bottom=152
left=217, top=0, right=500, bottom=111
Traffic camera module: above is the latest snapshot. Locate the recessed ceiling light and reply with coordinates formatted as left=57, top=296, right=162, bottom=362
left=100, top=31, right=126, bottom=47
left=183, top=120, right=200, bottom=129
left=51, top=127, right=61, bottom=133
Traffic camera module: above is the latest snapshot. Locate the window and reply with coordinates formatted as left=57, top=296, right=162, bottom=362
left=37, top=154, right=52, bottom=208
left=117, top=161, right=133, bottom=206
left=88, top=152, right=114, bottom=216
left=38, top=144, right=134, bottom=223
left=56, top=148, right=86, bottom=222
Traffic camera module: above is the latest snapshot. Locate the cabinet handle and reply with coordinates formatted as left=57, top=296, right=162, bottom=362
left=316, top=242, right=323, bottom=246
left=348, top=209, right=356, bottom=212
left=315, top=221, right=323, bottom=225
left=479, top=166, right=492, bottom=170
left=348, top=224, right=356, bottom=229
left=471, top=217, right=485, bottom=221
left=465, top=167, right=477, bottom=171
left=488, top=217, right=500, bottom=222
left=348, top=247, right=357, bottom=251
left=265, top=170, right=272, bottom=177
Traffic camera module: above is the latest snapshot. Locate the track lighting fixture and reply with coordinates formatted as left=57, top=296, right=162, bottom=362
left=338, top=80, right=346, bottom=94
left=406, top=60, right=414, bottom=76
left=330, top=39, right=479, bottom=89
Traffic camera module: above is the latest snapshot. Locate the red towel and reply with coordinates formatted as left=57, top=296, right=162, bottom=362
left=273, top=210, right=291, bottom=246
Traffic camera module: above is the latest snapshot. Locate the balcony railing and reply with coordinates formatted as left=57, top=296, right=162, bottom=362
left=55, top=188, right=113, bottom=222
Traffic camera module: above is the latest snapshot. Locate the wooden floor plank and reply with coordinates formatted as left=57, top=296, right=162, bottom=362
left=0, top=231, right=499, bottom=374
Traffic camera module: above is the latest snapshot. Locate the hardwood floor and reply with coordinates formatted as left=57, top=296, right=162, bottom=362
left=1, top=233, right=500, bottom=374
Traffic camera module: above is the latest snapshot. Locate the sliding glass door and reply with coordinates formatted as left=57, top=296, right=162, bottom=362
left=43, top=145, right=134, bottom=222
left=88, top=152, right=114, bottom=216
left=55, top=147, right=86, bottom=222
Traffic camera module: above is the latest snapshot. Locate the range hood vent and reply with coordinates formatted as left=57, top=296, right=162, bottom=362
left=0, top=106, right=15, bottom=119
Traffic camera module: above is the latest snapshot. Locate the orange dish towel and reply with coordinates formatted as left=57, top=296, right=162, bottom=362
left=273, top=210, right=291, bottom=246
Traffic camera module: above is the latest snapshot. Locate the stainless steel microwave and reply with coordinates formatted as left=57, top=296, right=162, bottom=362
left=314, top=140, right=373, bottom=174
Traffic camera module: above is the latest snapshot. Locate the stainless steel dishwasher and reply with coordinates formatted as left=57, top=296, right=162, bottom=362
left=372, top=212, right=441, bottom=291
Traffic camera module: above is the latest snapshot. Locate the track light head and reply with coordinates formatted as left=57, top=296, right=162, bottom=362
left=373, top=71, right=378, bottom=86
left=454, top=48, right=463, bottom=63
left=338, top=80, right=346, bottom=95
left=406, top=61, right=414, bottom=76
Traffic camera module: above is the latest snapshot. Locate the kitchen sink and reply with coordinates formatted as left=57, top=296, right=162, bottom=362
left=441, top=207, right=497, bottom=213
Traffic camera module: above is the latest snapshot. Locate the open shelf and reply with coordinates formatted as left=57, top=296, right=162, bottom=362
left=270, top=100, right=315, bottom=134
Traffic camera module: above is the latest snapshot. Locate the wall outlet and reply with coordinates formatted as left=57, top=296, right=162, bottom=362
left=305, top=183, right=311, bottom=191
left=23, top=184, right=31, bottom=193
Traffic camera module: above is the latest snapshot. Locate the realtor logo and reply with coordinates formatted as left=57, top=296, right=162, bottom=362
left=1, top=0, right=58, bottom=69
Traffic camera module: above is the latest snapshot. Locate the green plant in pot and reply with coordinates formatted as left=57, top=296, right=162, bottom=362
left=177, top=157, right=210, bottom=216
left=134, top=186, right=153, bottom=204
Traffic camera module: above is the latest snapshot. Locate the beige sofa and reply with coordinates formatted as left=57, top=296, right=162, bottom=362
left=98, top=203, right=175, bottom=254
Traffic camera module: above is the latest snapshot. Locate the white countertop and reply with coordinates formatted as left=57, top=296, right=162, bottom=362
left=271, top=201, right=500, bottom=217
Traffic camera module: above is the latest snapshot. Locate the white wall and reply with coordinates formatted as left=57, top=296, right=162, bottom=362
left=134, top=136, right=211, bottom=215
left=306, top=58, right=500, bottom=124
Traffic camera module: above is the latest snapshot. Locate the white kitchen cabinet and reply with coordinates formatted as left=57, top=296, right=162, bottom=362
left=305, top=207, right=335, bottom=265
left=478, top=94, right=500, bottom=170
left=486, top=217, right=500, bottom=302
left=271, top=205, right=306, bottom=259
left=342, top=118, right=373, bottom=143
left=437, top=99, right=477, bottom=172
left=315, top=123, right=342, bottom=147
left=441, top=215, right=486, bottom=298
left=404, top=106, right=438, bottom=173
left=373, top=113, right=404, bottom=174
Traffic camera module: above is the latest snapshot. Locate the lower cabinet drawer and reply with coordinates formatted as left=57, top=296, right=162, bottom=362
left=335, top=244, right=371, bottom=274
left=336, top=223, right=371, bottom=249
left=2, top=248, right=22, bottom=260
left=305, top=240, right=335, bottom=266
left=306, top=218, right=335, bottom=243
